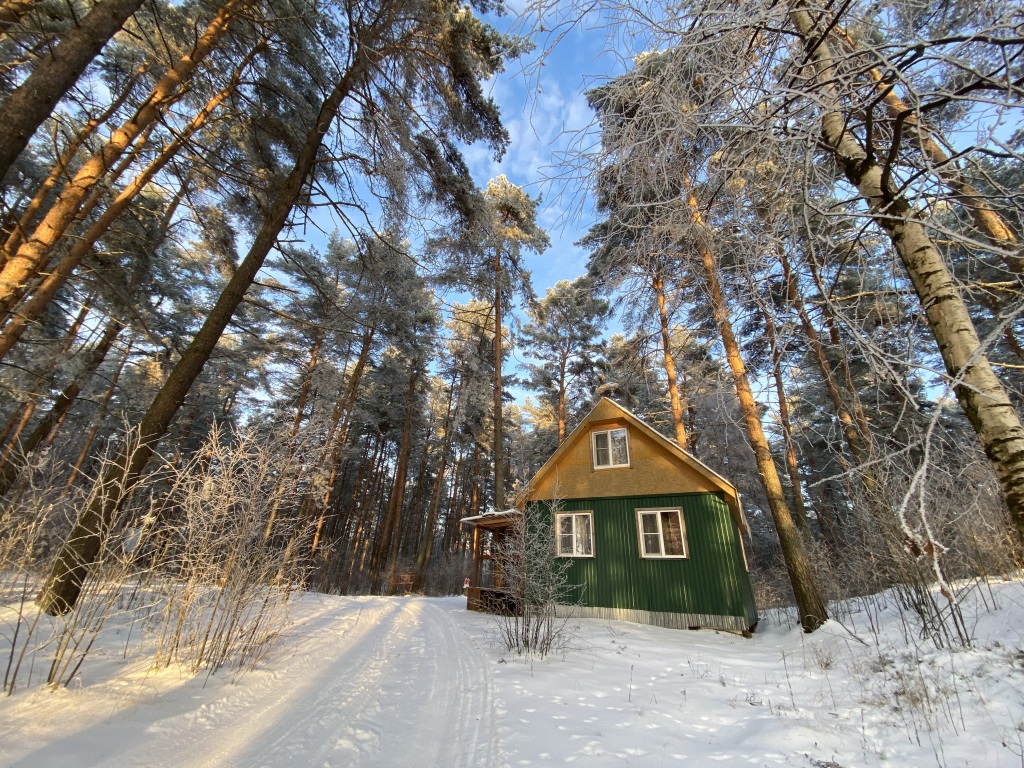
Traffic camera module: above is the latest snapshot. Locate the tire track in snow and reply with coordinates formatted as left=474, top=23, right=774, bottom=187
left=139, top=597, right=498, bottom=768
left=152, top=597, right=401, bottom=767
left=430, top=602, right=500, bottom=768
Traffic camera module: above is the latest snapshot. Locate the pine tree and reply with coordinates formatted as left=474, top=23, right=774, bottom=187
left=36, top=0, right=527, bottom=614
left=520, top=277, right=609, bottom=445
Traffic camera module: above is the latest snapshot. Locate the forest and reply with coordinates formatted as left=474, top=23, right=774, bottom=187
left=0, top=0, right=1022, bottom=686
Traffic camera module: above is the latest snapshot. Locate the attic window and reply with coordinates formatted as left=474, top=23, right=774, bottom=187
left=592, top=427, right=629, bottom=468
left=636, top=508, right=688, bottom=558
left=556, top=511, right=594, bottom=557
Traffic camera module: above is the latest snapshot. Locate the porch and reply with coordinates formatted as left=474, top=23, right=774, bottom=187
left=461, top=510, right=520, bottom=614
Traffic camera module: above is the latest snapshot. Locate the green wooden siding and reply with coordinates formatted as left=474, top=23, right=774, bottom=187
left=533, top=493, right=757, bottom=628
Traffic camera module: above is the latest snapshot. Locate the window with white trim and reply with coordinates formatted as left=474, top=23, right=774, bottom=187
left=556, top=511, right=594, bottom=557
left=636, top=508, right=687, bottom=558
left=592, top=427, right=629, bottom=468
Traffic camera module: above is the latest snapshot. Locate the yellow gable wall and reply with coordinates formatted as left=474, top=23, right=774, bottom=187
left=526, top=417, right=722, bottom=502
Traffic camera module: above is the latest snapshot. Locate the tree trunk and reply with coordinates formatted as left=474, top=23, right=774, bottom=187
left=652, top=267, right=688, bottom=448
left=2, top=70, right=140, bottom=259
left=0, top=399, right=25, bottom=449
left=308, top=327, right=375, bottom=557
left=700, top=243, right=826, bottom=630
left=0, top=314, right=123, bottom=496
left=752, top=278, right=810, bottom=533
left=402, top=439, right=432, bottom=557
left=66, top=341, right=131, bottom=488
left=0, top=0, right=249, bottom=317
left=492, top=246, right=505, bottom=511
left=377, top=367, right=419, bottom=593
left=412, top=371, right=460, bottom=591
left=685, top=173, right=827, bottom=630
left=790, top=2, right=1024, bottom=546
left=0, top=0, right=145, bottom=183
left=36, top=48, right=372, bottom=615
left=291, top=327, right=323, bottom=437
left=0, top=44, right=257, bottom=361
left=837, top=26, right=1023, bottom=272
left=0, top=397, right=35, bottom=472
left=556, top=354, right=567, bottom=445
left=440, top=451, right=465, bottom=554
left=780, top=248, right=871, bottom=472
left=802, top=249, right=875, bottom=446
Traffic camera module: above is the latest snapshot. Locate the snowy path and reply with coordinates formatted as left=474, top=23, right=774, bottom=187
left=1, top=597, right=499, bottom=768
left=4, top=587, right=1024, bottom=768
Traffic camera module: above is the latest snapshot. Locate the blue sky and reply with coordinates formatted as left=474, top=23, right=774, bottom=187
left=456, top=4, right=637, bottom=403
left=464, top=5, right=629, bottom=295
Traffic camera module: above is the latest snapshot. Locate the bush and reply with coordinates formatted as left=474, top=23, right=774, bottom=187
left=490, top=505, right=578, bottom=658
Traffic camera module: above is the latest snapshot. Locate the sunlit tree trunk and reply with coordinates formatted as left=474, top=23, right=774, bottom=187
left=702, top=243, right=826, bottom=630
left=750, top=274, right=810, bottom=534
left=0, top=0, right=250, bottom=317
left=37, top=49, right=372, bottom=614
left=2, top=73, right=139, bottom=260
left=291, top=328, right=323, bottom=437
left=0, top=397, right=35, bottom=473
left=836, top=27, right=1023, bottom=272
left=0, top=45, right=258, bottom=361
left=0, top=0, right=37, bottom=37
left=686, top=176, right=826, bottom=631
left=652, top=267, right=688, bottom=448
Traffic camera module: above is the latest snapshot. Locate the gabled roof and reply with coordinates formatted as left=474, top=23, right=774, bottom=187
left=517, top=397, right=749, bottom=535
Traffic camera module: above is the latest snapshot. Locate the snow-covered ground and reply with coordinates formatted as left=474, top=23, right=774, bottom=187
left=2, top=581, right=1023, bottom=767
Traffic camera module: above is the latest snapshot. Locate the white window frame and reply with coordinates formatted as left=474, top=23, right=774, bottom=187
left=635, top=508, right=688, bottom=559
left=555, top=511, right=595, bottom=558
left=591, top=427, right=630, bottom=469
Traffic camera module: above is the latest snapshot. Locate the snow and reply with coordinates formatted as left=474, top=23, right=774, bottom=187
left=3, top=581, right=1024, bottom=767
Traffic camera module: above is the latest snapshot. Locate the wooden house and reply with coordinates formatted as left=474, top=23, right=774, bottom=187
left=464, top=397, right=758, bottom=633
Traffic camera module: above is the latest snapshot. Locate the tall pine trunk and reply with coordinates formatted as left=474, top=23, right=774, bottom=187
left=66, top=342, right=131, bottom=488
left=2, top=72, right=139, bottom=260
left=0, top=45, right=259, bottom=362
left=412, top=371, right=460, bottom=591
left=0, top=0, right=145, bottom=181
left=780, top=248, right=872, bottom=479
left=0, top=0, right=250, bottom=316
left=307, top=326, right=375, bottom=558
left=374, top=367, right=419, bottom=593
left=751, top=275, right=810, bottom=533
left=684, top=174, right=827, bottom=631
left=36, top=48, right=373, bottom=614
left=700, top=242, right=826, bottom=630
left=652, top=267, right=688, bottom=448
left=492, top=246, right=505, bottom=510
